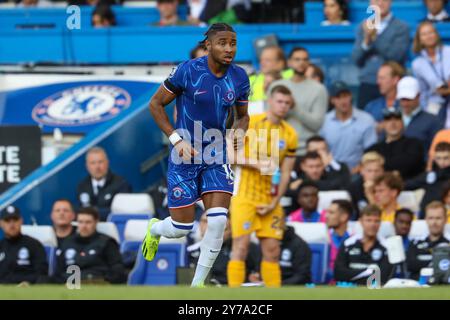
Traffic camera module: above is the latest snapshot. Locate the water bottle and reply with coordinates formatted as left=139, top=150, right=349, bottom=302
left=270, top=168, right=281, bottom=196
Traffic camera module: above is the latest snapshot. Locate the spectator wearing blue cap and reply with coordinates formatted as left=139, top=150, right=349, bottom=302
left=365, top=109, right=425, bottom=180
left=0, top=206, right=48, bottom=284
left=320, top=81, right=377, bottom=172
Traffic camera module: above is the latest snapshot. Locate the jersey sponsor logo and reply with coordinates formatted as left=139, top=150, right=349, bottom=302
left=32, top=85, right=131, bottom=127
left=349, top=248, right=361, bottom=255
left=371, top=248, right=383, bottom=261
left=88, top=249, right=96, bottom=255
left=194, top=89, right=208, bottom=96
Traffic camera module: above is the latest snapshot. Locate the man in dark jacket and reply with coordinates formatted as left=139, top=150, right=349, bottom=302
left=407, top=201, right=450, bottom=281
left=77, top=147, right=131, bottom=221
left=334, top=205, right=393, bottom=285
left=366, top=109, right=424, bottom=180
left=405, top=142, right=450, bottom=217
left=280, top=225, right=312, bottom=285
left=0, top=206, right=48, bottom=284
left=53, top=207, right=126, bottom=284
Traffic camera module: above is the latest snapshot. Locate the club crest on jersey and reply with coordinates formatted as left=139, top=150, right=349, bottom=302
left=224, top=90, right=235, bottom=103
left=32, top=85, right=131, bottom=127
left=172, top=187, right=184, bottom=199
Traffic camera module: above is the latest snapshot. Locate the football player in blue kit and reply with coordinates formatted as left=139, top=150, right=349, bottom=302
left=142, top=23, right=250, bottom=288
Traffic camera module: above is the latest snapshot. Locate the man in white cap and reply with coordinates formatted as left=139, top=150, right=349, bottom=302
left=398, top=76, right=441, bottom=153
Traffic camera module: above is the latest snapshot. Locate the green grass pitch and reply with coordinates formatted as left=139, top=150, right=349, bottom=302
left=0, top=285, right=449, bottom=300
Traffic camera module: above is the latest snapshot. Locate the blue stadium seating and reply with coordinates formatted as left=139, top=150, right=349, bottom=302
left=127, top=243, right=187, bottom=285
left=107, top=213, right=151, bottom=243
left=308, top=243, right=329, bottom=284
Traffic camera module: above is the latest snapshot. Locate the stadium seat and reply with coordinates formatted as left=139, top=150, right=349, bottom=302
left=122, top=219, right=187, bottom=285
left=409, top=220, right=429, bottom=239
left=287, top=222, right=329, bottom=284
left=318, top=191, right=351, bottom=211
left=21, top=225, right=58, bottom=276
left=108, top=194, right=155, bottom=243
left=397, top=190, right=425, bottom=214
left=111, top=193, right=155, bottom=214
left=96, top=222, right=120, bottom=244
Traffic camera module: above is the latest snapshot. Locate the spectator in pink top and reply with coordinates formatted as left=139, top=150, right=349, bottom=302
left=288, top=181, right=326, bottom=223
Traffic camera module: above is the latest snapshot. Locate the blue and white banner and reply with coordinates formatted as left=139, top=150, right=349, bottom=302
left=0, top=78, right=158, bottom=134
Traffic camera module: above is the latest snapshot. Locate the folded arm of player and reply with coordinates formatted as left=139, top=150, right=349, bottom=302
left=149, top=85, right=198, bottom=161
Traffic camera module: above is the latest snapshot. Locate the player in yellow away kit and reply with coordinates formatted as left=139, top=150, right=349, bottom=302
left=227, top=85, right=297, bottom=288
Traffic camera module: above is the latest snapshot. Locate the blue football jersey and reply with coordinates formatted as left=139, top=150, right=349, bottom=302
left=163, top=55, right=250, bottom=164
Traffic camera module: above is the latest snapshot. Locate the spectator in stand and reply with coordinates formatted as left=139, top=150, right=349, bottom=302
left=154, top=0, right=189, bottom=26
left=249, top=45, right=288, bottom=102
left=305, top=63, right=325, bottom=84
left=0, top=206, right=48, bottom=284
left=394, top=208, right=414, bottom=252
left=270, top=47, right=329, bottom=155
left=348, top=152, right=385, bottom=218
left=397, top=76, right=442, bottom=153
left=334, top=204, right=393, bottom=285
left=440, top=181, right=450, bottom=223
left=366, top=109, right=425, bottom=180
left=423, top=0, right=450, bottom=23
left=412, top=22, right=450, bottom=126
left=69, top=0, right=116, bottom=5
left=306, top=136, right=351, bottom=188
left=372, top=172, right=404, bottom=223
left=187, top=0, right=207, bottom=25
left=199, top=0, right=252, bottom=25
left=428, top=128, right=450, bottom=169
left=279, top=225, right=312, bottom=285
left=53, top=207, right=126, bottom=284
left=326, top=199, right=352, bottom=282
left=320, top=81, right=377, bottom=172
left=364, top=61, right=404, bottom=125
left=352, top=0, right=410, bottom=109
left=17, top=0, right=52, bottom=7
left=407, top=201, right=450, bottom=281
left=321, top=0, right=350, bottom=26
left=392, top=208, right=414, bottom=278
left=405, top=142, right=450, bottom=217
left=50, top=199, right=77, bottom=248
left=77, top=147, right=131, bottom=221
left=190, top=43, right=208, bottom=59
left=288, top=181, right=327, bottom=222
left=92, top=4, right=116, bottom=28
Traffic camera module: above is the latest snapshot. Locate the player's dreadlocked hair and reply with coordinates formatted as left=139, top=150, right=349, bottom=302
left=200, top=23, right=236, bottom=44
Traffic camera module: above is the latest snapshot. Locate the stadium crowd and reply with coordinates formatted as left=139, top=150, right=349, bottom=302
left=1, top=0, right=450, bottom=287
